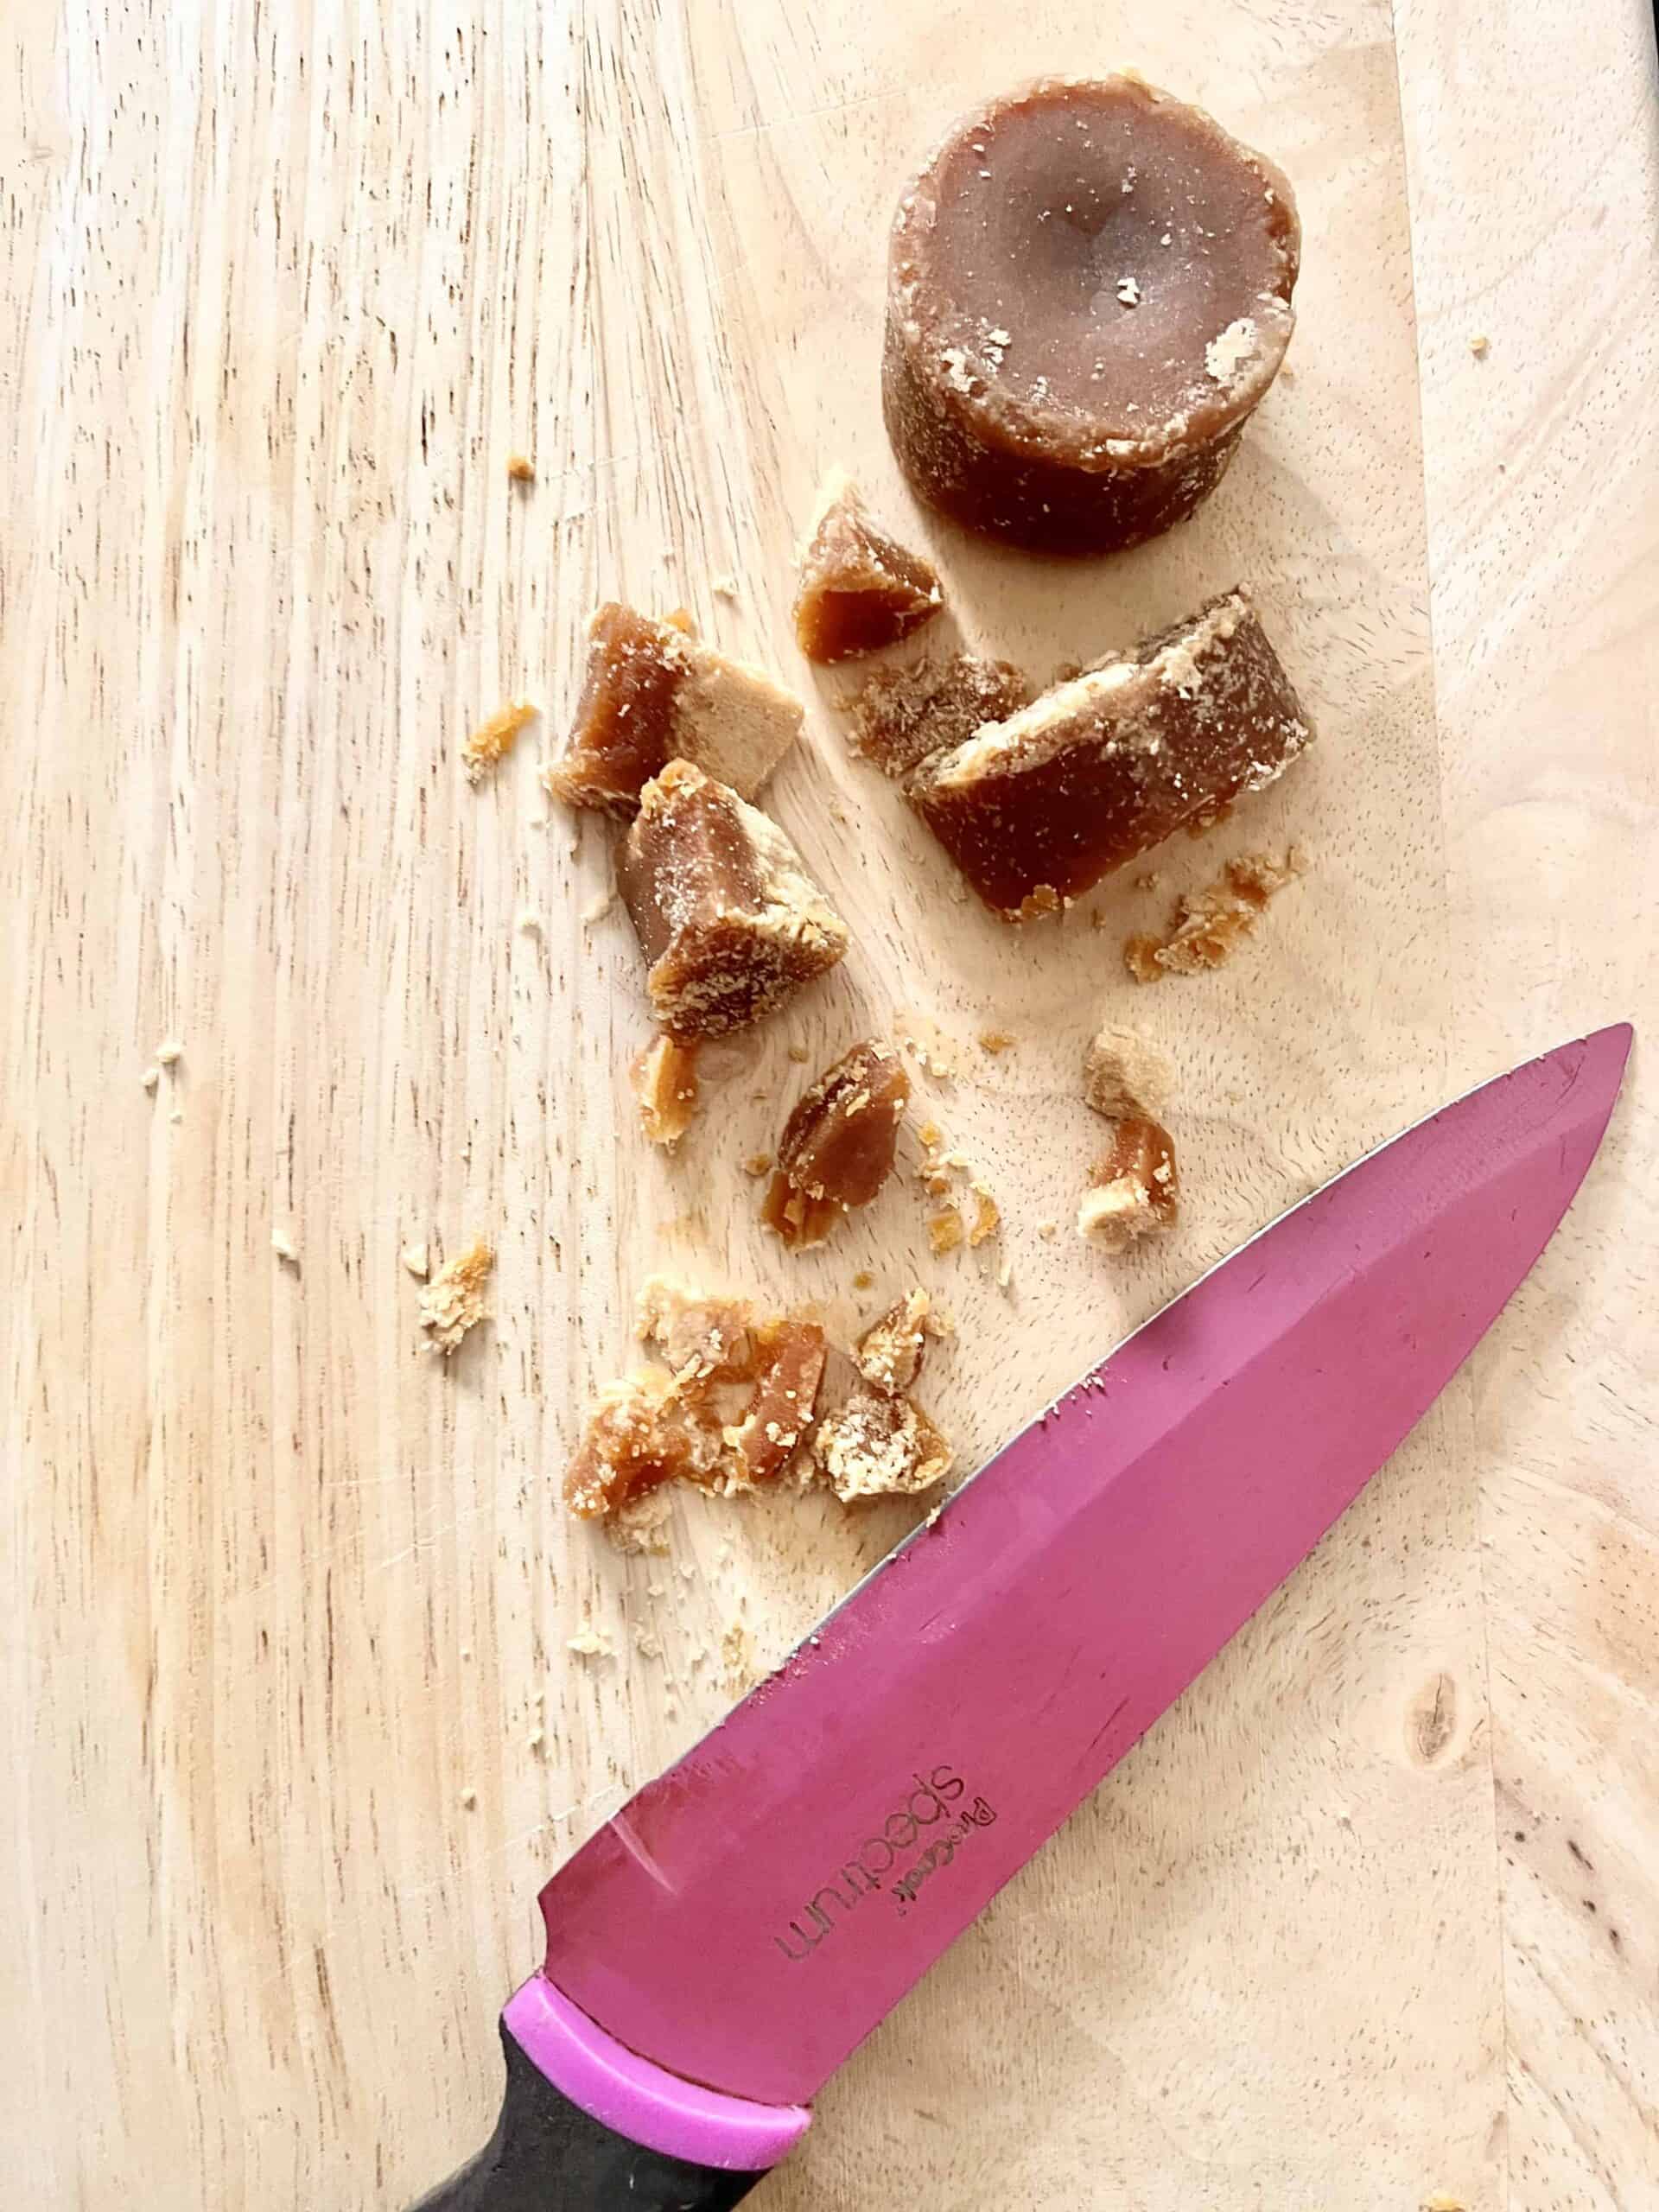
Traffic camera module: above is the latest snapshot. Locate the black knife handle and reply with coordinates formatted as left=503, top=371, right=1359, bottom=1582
left=409, top=2024, right=766, bottom=2212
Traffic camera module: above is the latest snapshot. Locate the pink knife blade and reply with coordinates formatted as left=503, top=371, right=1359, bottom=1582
left=539, top=1023, right=1630, bottom=2107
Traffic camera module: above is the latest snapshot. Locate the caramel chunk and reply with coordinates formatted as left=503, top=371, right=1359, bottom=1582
left=617, top=761, right=849, bottom=1039
left=1082, top=1025, right=1166, bottom=1119
left=927, top=1206, right=964, bottom=1255
left=546, top=604, right=804, bottom=817
left=848, top=651, right=1033, bottom=779
left=462, top=700, right=538, bottom=786
left=635, top=1275, right=753, bottom=1384
left=855, top=1288, right=932, bottom=1397
left=1125, top=850, right=1300, bottom=980
left=908, top=589, right=1311, bottom=919
left=764, top=1039, right=911, bottom=1248
left=793, top=471, right=944, bottom=663
left=563, top=1369, right=722, bottom=1520
left=1077, top=1114, right=1179, bottom=1253
left=630, top=1035, right=701, bottom=1147
left=883, top=78, right=1299, bottom=553
left=727, top=1318, right=828, bottom=1484
left=814, top=1385, right=954, bottom=1503
left=567, top=1287, right=827, bottom=1523
left=418, top=1237, right=494, bottom=1354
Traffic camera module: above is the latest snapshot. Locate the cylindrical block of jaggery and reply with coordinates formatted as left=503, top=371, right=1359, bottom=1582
left=883, top=77, right=1300, bottom=555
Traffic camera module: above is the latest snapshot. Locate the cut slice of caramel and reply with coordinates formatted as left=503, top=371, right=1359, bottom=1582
left=848, top=651, right=1033, bottom=780
left=792, top=471, right=944, bottom=663
left=908, top=588, right=1311, bottom=919
left=883, top=77, right=1300, bottom=553
left=617, top=761, right=849, bottom=1039
left=547, top=603, right=803, bottom=817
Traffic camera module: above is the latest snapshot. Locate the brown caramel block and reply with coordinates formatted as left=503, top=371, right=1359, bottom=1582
left=630, top=1035, right=700, bottom=1147
left=546, top=603, right=804, bottom=817
left=855, top=1288, right=932, bottom=1396
left=848, top=652, right=1033, bottom=780
left=814, top=1385, right=954, bottom=1503
left=908, top=589, right=1311, bottom=919
left=727, top=1319, right=827, bottom=1485
left=1125, top=849, right=1299, bottom=980
left=1082, top=1025, right=1166, bottom=1120
left=617, top=761, right=849, bottom=1039
left=1077, top=1113, right=1179, bottom=1253
left=764, top=1039, right=911, bottom=1248
left=884, top=77, right=1300, bottom=553
left=793, top=471, right=944, bottom=663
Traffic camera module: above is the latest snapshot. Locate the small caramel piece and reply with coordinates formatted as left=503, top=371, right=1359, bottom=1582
left=1083, top=1025, right=1166, bottom=1119
left=727, top=1318, right=827, bottom=1485
left=630, top=1035, right=701, bottom=1147
left=462, top=700, right=538, bottom=786
left=855, top=1288, right=932, bottom=1397
left=883, top=78, right=1300, bottom=553
left=616, top=760, right=849, bottom=1039
left=814, top=1385, right=954, bottom=1503
left=848, top=652, right=1033, bottom=780
left=1125, top=850, right=1300, bottom=980
left=563, top=1370, right=722, bottom=1519
left=418, top=1237, right=494, bottom=1354
left=1077, top=1114, right=1179, bottom=1253
left=967, top=1186, right=1001, bottom=1247
left=765, top=1039, right=911, bottom=1248
left=547, top=603, right=804, bottom=817
left=927, top=1205, right=964, bottom=1255
left=793, top=471, right=944, bottom=663
left=506, top=452, right=537, bottom=482
left=908, top=589, right=1312, bottom=919
left=635, top=1275, right=753, bottom=1384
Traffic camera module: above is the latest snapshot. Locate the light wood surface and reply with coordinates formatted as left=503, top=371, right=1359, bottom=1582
left=3, top=3, right=1655, bottom=2206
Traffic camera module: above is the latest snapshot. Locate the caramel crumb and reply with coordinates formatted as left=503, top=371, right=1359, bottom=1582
left=852, top=1268, right=874, bottom=1291
left=401, top=1241, right=430, bottom=1280
left=741, top=1153, right=773, bottom=1179
left=1468, top=335, right=1489, bottom=359
left=977, top=1028, right=1015, bottom=1054
left=1126, top=853, right=1300, bottom=982
left=787, top=1041, right=810, bottom=1064
left=462, top=699, right=538, bottom=785
left=928, top=1205, right=964, bottom=1255
left=1037, top=1218, right=1058, bottom=1238
left=968, top=1186, right=1001, bottom=1247
left=631, top=1035, right=701, bottom=1148
left=418, top=1237, right=495, bottom=1354
left=506, top=452, right=536, bottom=482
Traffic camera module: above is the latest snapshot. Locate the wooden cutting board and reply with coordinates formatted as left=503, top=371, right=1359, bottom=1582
left=3, top=2, right=1656, bottom=2206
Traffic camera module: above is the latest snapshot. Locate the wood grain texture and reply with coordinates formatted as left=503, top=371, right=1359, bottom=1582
left=0, top=3, right=1652, bottom=2208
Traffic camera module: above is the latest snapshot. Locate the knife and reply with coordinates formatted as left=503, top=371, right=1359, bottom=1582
left=412, top=1021, right=1631, bottom=2210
